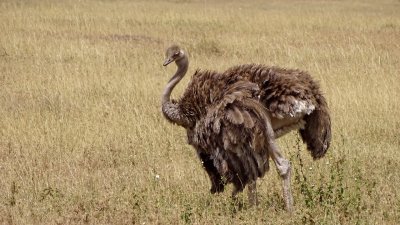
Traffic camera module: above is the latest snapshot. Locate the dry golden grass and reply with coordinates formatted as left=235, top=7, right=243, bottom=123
left=0, top=0, right=399, bottom=224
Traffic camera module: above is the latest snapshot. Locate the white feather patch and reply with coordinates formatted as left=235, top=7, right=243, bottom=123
left=291, top=100, right=315, bottom=117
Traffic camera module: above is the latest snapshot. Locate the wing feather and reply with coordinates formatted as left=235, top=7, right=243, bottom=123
left=226, top=106, right=244, bottom=125
left=192, top=81, right=271, bottom=187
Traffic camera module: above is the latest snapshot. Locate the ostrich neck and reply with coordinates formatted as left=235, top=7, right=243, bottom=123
left=161, top=56, right=190, bottom=127
left=162, top=57, right=188, bottom=104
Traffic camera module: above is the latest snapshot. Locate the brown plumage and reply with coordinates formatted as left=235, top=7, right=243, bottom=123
left=189, top=81, right=272, bottom=195
left=161, top=45, right=331, bottom=211
left=223, top=64, right=331, bottom=159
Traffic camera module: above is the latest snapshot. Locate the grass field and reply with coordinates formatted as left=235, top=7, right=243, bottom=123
left=1, top=0, right=399, bottom=224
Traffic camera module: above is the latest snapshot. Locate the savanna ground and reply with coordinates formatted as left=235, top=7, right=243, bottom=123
left=0, top=0, right=399, bottom=224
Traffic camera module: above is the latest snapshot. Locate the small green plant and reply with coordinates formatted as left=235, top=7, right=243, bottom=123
left=39, top=187, right=63, bottom=202
left=291, top=135, right=375, bottom=224
left=180, top=203, right=193, bottom=224
left=9, top=181, right=17, bottom=207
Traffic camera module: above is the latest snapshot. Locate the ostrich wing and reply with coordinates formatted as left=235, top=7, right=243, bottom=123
left=223, top=64, right=319, bottom=119
left=260, top=72, right=317, bottom=119
left=192, top=81, right=271, bottom=187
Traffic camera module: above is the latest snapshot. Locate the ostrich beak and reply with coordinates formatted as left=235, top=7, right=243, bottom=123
left=163, top=58, right=173, bottom=66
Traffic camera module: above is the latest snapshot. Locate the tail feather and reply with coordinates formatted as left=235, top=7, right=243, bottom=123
left=299, top=96, right=331, bottom=159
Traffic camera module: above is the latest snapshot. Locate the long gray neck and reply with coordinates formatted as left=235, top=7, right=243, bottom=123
left=162, top=56, right=188, bottom=104
left=161, top=55, right=190, bottom=127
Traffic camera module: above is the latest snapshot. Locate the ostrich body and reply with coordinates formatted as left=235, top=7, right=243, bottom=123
left=161, top=45, right=331, bottom=211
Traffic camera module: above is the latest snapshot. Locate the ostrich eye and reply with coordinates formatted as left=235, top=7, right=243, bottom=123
left=174, top=52, right=180, bottom=56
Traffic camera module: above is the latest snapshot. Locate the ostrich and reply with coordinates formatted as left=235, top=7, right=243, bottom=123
left=161, top=45, right=331, bottom=212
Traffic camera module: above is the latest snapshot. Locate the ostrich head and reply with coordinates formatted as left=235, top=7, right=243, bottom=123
left=163, top=45, right=186, bottom=66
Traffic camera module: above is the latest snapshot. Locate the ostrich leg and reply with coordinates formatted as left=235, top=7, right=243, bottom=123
left=264, top=116, right=294, bottom=212
left=269, top=143, right=293, bottom=212
left=248, top=181, right=258, bottom=206
left=197, top=151, right=225, bottom=193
